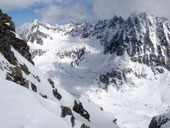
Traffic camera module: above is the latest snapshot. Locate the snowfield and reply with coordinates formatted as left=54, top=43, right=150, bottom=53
left=0, top=48, right=118, bottom=128
left=0, top=79, right=70, bottom=128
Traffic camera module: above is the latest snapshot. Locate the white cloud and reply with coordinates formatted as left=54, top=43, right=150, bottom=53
left=2, top=0, right=170, bottom=24
left=91, top=0, right=170, bottom=20
left=0, top=0, right=69, bottom=10
left=35, top=4, right=92, bottom=24
left=34, top=0, right=170, bottom=24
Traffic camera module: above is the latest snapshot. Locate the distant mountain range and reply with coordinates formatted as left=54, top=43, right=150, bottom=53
left=13, top=11, right=170, bottom=128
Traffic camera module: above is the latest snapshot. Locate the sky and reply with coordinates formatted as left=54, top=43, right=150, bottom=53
left=0, top=0, right=170, bottom=26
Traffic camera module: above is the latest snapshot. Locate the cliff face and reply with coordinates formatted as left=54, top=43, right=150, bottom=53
left=0, top=9, right=33, bottom=65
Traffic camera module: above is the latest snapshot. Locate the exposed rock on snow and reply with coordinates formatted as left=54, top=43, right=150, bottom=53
left=73, top=100, right=90, bottom=121
left=149, top=113, right=170, bottom=128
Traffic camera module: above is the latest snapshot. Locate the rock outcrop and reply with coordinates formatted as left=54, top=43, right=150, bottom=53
left=0, top=9, right=33, bottom=65
left=149, top=115, right=170, bottom=128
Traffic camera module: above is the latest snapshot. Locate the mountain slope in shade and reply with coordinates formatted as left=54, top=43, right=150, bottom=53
left=18, top=12, right=170, bottom=128
left=0, top=9, right=118, bottom=128
left=149, top=112, right=170, bottom=128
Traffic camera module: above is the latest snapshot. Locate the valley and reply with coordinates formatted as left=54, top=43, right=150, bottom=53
left=17, top=12, right=170, bottom=128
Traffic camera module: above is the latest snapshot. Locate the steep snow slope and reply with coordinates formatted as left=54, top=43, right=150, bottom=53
left=0, top=10, right=118, bottom=128
left=18, top=12, right=170, bottom=128
left=0, top=77, right=70, bottom=128
left=0, top=49, right=118, bottom=128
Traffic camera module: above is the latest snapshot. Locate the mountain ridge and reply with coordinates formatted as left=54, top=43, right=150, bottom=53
left=18, top=12, right=170, bottom=128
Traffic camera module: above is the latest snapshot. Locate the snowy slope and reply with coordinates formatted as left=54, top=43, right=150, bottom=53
left=0, top=49, right=118, bottom=128
left=18, top=12, right=170, bottom=128
left=0, top=10, right=118, bottom=128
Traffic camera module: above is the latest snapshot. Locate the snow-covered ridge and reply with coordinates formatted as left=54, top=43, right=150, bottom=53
left=0, top=46, right=118, bottom=128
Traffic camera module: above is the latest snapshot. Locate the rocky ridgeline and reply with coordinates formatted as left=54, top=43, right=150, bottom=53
left=18, top=12, right=170, bottom=74
left=71, top=13, right=170, bottom=73
left=0, top=9, right=37, bottom=92
left=0, top=9, right=63, bottom=101
left=105, top=13, right=170, bottom=72
left=0, top=9, right=33, bottom=65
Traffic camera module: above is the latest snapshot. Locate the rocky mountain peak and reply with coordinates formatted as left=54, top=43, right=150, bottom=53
left=31, top=19, right=40, bottom=25
left=103, top=12, right=170, bottom=72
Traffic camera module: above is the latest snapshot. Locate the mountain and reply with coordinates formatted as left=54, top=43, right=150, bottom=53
left=18, top=12, right=170, bottom=128
left=0, top=9, right=119, bottom=128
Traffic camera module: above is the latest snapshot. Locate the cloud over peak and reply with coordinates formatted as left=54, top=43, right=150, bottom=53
left=35, top=3, right=93, bottom=24
left=1, top=0, right=170, bottom=24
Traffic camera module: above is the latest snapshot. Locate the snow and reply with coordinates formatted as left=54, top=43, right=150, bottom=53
left=12, top=31, right=22, bottom=39
left=5, top=22, right=10, bottom=26
left=0, top=43, right=118, bottom=128
left=85, top=79, right=170, bottom=128
left=27, top=34, right=105, bottom=95
left=0, top=79, right=70, bottom=128
left=17, top=13, right=170, bottom=128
